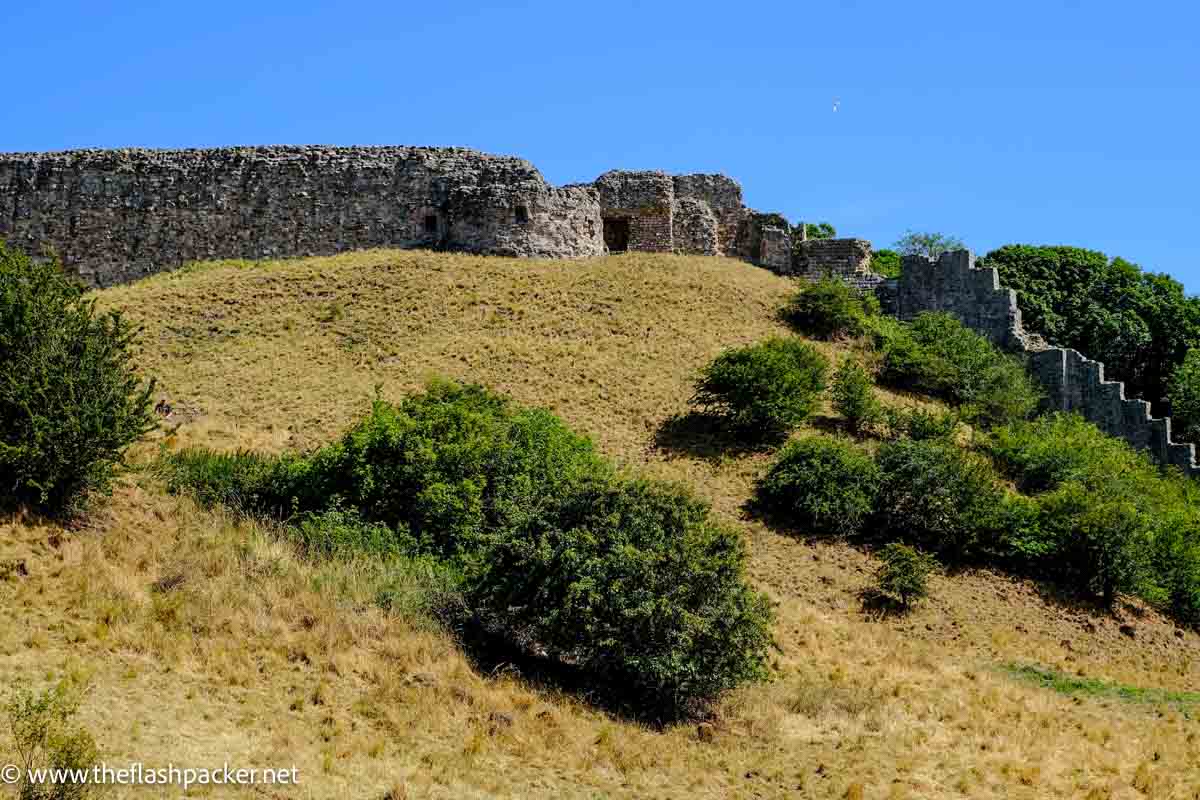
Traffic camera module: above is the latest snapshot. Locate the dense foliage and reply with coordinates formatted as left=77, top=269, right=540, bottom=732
left=981, top=244, right=1200, bottom=412
left=754, top=436, right=880, bottom=537
left=166, top=381, right=772, bottom=717
left=871, top=312, right=1041, bottom=427
left=782, top=277, right=876, bottom=340
left=1167, top=348, right=1200, bottom=443
left=0, top=241, right=155, bottom=513
left=869, top=248, right=902, bottom=278
left=831, top=359, right=883, bottom=434
left=875, top=438, right=1006, bottom=560
left=691, top=337, right=828, bottom=438
left=983, top=414, right=1200, bottom=612
left=472, top=478, right=772, bottom=713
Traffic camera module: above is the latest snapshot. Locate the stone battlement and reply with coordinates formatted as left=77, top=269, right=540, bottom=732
left=892, top=249, right=1199, bottom=477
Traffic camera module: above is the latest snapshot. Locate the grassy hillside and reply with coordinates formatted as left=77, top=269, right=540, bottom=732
left=3, top=250, right=1200, bottom=798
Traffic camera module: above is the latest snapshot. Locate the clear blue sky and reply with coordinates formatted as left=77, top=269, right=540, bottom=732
left=4, top=1, right=1198, bottom=288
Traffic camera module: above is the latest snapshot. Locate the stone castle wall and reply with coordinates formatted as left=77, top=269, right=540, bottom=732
left=0, top=146, right=604, bottom=286
left=895, top=250, right=1200, bottom=476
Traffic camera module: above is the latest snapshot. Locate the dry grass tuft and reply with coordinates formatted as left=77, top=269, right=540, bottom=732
left=1, top=250, right=1198, bottom=797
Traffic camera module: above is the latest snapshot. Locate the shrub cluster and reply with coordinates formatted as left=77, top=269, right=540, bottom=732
left=870, top=312, right=1041, bottom=427
left=982, top=413, right=1200, bottom=611
left=166, top=381, right=771, bottom=717
left=0, top=242, right=155, bottom=513
left=782, top=278, right=876, bottom=340
left=691, top=337, right=828, bottom=439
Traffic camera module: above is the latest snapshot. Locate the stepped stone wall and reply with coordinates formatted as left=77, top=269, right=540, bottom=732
left=895, top=249, right=1200, bottom=476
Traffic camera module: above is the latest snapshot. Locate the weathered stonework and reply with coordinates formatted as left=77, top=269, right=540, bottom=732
left=895, top=250, right=1038, bottom=352
left=793, top=238, right=887, bottom=293
left=892, top=249, right=1199, bottom=476
left=0, top=146, right=604, bottom=286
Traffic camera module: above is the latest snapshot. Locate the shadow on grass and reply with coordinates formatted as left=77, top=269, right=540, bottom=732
left=857, top=587, right=913, bottom=620
left=443, top=608, right=704, bottom=727
left=652, top=411, right=780, bottom=462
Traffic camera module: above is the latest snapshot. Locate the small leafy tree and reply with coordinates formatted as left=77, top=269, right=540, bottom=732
left=692, top=338, right=828, bottom=439
left=782, top=278, right=873, bottom=340
left=1168, top=349, right=1200, bottom=443
left=6, top=680, right=101, bottom=800
left=804, top=222, right=836, bottom=240
left=0, top=242, right=156, bottom=513
left=895, top=231, right=965, bottom=260
left=874, top=543, right=938, bottom=609
left=831, top=360, right=882, bottom=435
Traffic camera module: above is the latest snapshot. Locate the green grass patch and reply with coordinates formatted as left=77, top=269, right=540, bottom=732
left=1004, top=663, right=1200, bottom=713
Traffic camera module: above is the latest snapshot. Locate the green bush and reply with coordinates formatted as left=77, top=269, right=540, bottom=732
left=691, top=337, right=828, bottom=438
left=782, top=278, right=873, bottom=340
left=165, top=381, right=773, bottom=716
left=882, top=406, right=959, bottom=441
left=875, top=438, right=1005, bottom=560
left=6, top=679, right=101, bottom=800
left=1035, top=481, right=1149, bottom=605
left=831, top=360, right=882, bottom=435
left=754, top=436, right=880, bottom=537
left=468, top=478, right=771, bottom=717
left=0, top=241, right=155, bottom=513
left=290, top=502, right=413, bottom=560
left=873, top=543, right=937, bottom=608
left=870, top=248, right=902, bottom=278
left=1168, top=348, right=1200, bottom=443
left=871, top=312, right=1040, bottom=427
left=167, top=381, right=611, bottom=559
left=982, top=413, right=1199, bottom=608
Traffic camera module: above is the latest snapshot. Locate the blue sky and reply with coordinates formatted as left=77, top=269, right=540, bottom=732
left=4, top=1, right=1198, bottom=288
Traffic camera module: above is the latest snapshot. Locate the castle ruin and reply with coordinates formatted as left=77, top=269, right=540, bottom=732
left=0, top=145, right=852, bottom=287
left=1, top=143, right=1194, bottom=475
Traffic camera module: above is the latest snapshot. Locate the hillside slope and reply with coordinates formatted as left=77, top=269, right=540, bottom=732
left=3, top=250, right=1199, bottom=799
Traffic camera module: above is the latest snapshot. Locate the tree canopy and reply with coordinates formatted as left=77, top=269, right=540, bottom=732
left=980, top=244, right=1200, bottom=414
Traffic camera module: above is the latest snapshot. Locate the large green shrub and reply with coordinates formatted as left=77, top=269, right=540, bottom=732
left=831, top=359, right=882, bottom=435
left=782, top=278, right=873, bottom=340
left=875, top=438, right=1005, bottom=560
left=982, top=413, right=1200, bottom=609
left=871, top=312, right=1040, bottom=427
left=0, top=242, right=155, bottom=513
left=754, top=436, right=880, bottom=537
left=1035, top=481, right=1149, bottom=605
left=691, top=337, right=828, bottom=438
left=469, top=478, right=772, bottom=717
left=166, top=381, right=773, bottom=716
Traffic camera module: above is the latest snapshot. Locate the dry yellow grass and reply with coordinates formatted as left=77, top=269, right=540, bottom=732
left=3, top=249, right=1200, bottom=798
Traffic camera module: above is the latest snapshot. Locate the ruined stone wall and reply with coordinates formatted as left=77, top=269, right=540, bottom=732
left=895, top=249, right=1200, bottom=476
left=592, top=170, right=674, bottom=253
left=671, top=174, right=744, bottom=256
left=895, top=250, right=1033, bottom=352
left=793, top=238, right=886, bottom=292
left=0, top=146, right=604, bottom=286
